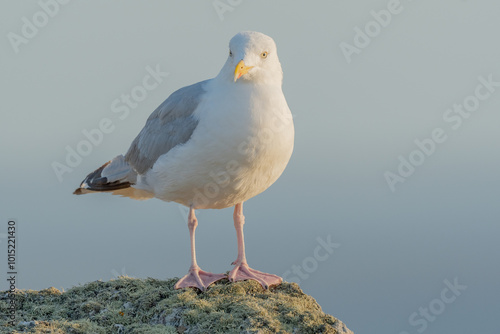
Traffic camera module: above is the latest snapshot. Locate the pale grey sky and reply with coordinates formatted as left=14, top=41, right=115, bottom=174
left=1, top=1, right=499, bottom=333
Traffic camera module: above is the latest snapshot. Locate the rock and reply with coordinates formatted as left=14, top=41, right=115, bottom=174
left=18, top=320, right=35, bottom=328
left=114, top=323, right=125, bottom=333
left=333, top=319, right=354, bottom=334
left=0, top=277, right=353, bottom=333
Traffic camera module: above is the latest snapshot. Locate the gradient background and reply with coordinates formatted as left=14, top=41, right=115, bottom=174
left=1, top=1, right=499, bottom=333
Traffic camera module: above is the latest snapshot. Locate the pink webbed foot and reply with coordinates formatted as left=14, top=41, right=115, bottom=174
left=228, top=261, right=282, bottom=289
left=174, top=266, right=226, bottom=291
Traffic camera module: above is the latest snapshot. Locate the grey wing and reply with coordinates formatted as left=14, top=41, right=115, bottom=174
left=125, top=79, right=209, bottom=174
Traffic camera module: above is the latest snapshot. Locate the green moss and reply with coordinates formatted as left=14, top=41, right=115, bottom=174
left=0, top=277, right=352, bottom=334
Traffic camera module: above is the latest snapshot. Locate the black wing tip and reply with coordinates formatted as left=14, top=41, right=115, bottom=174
left=73, top=188, right=84, bottom=195
left=73, top=181, right=133, bottom=195
left=73, top=160, right=132, bottom=195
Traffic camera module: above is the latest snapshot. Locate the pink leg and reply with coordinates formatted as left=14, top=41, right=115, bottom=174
left=228, top=202, right=282, bottom=289
left=174, top=206, right=225, bottom=291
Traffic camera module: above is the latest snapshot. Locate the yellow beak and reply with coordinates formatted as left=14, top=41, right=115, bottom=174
left=234, top=60, right=254, bottom=82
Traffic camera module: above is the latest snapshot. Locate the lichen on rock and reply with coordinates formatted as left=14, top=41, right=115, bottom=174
left=0, top=277, right=353, bottom=334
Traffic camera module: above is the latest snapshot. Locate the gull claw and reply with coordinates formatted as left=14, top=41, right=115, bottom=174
left=175, top=266, right=226, bottom=291
left=228, top=262, right=282, bottom=289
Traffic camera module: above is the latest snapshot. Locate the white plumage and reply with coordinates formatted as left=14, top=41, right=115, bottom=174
left=75, top=31, right=294, bottom=291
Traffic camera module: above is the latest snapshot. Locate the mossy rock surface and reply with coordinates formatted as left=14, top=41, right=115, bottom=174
left=1, top=277, right=353, bottom=334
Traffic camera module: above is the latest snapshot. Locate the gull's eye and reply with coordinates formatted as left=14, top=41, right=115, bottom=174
left=261, top=51, right=268, bottom=59
left=229, top=50, right=233, bottom=57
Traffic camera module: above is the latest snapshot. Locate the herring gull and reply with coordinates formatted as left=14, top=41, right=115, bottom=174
left=74, top=31, right=294, bottom=291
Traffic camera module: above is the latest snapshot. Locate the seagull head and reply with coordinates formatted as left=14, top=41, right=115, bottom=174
left=219, top=31, right=283, bottom=85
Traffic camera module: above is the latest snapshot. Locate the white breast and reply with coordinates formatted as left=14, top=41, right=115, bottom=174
left=145, top=81, right=294, bottom=209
